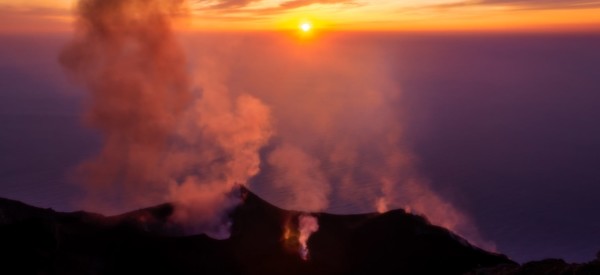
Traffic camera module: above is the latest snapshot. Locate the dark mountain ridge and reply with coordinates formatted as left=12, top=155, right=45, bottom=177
left=0, top=188, right=597, bottom=274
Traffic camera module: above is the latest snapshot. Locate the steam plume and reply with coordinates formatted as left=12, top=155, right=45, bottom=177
left=298, top=214, right=319, bottom=260
left=60, top=0, right=190, bottom=210
left=60, top=0, right=273, bottom=237
left=267, top=143, right=331, bottom=212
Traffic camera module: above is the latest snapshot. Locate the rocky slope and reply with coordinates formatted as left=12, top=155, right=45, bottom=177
left=3, top=187, right=579, bottom=275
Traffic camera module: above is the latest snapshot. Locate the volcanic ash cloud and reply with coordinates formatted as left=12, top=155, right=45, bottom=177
left=60, top=0, right=273, bottom=238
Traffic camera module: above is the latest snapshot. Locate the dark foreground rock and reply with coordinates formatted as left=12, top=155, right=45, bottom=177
left=469, top=258, right=600, bottom=275
left=0, top=188, right=522, bottom=274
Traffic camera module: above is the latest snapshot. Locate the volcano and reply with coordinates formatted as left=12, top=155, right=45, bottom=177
left=1, top=187, right=597, bottom=274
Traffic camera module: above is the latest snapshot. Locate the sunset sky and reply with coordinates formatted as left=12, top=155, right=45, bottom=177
left=1, top=0, right=600, bottom=265
left=1, top=0, right=600, bottom=32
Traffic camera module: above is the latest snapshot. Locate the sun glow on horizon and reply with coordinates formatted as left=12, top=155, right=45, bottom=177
left=300, top=22, right=312, bottom=32
left=1, top=0, right=600, bottom=33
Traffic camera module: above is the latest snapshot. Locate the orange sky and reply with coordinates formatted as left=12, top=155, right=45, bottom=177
left=1, top=0, right=599, bottom=33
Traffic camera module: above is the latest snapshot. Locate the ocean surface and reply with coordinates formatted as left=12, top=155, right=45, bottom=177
left=1, top=32, right=599, bottom=263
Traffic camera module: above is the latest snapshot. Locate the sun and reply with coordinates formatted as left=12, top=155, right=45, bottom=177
left=300, top=22, right=312, bottom=32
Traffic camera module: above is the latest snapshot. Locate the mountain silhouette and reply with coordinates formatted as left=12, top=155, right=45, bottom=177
left=1, top=187, right=597, bottom=274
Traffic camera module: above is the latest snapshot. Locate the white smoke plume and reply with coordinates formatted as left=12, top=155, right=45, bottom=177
left=298, top=214, right=319, bottom=260
left=266, top=144, right=329, bottom=259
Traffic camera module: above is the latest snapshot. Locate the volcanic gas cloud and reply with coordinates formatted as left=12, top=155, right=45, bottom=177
left=60, top=0, right=491, bottom=257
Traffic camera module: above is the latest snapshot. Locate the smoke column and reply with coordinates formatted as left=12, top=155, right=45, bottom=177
left=60, top=0, right=273, bottom=237
left=298, top=214, right=319, bottom=260
left=59, top=0, right=191, bottom=210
